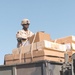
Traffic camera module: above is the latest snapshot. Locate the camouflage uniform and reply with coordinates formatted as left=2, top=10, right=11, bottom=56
left=16, top=18, right=34, bottom=47
left=16, top=29, right=34, bottom=47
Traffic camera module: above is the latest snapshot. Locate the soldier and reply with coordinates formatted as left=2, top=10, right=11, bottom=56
left=16, top=18, right=34, bottom=47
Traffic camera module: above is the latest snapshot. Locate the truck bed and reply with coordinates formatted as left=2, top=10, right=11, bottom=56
left=0, top=60, right=63, bottom=75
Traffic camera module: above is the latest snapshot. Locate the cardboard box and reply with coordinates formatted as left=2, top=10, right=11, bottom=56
left=25, top=56, right=64, bottom=63
left=29, top=32, right=51, bottom=44
left=5, top=49, right=65, bottom=65
left=65, top=43, right=75, bottom=51
left=4, top=54, right=13, bottom=61
left=13, top=53, right=25, bottom=64
left=4, top=54, right=14, bottom=65
left=5, top=60, right=14, bottom=65
left=54, top=36, right=75, bottom=44
left=22, top=43, right=37, bottom=53
left=5, top=59, right=24, bottom=65
left=37, top=40, right=66, bottom=51
left=24, top=49, right=65, bottom=63
left=12, top=43, right=37, bottom=54
left=5, top=54, right=25, bottom=65
left=12, top=40, right=66, bottom=55
left=25, top=49, right=64, bottom=58
left=12, top=48, right=19, bottom=54
left=12, top=46, right=30, bottom=54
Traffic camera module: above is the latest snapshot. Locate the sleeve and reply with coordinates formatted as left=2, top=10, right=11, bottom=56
left=16, top=30, right=22, bottom=39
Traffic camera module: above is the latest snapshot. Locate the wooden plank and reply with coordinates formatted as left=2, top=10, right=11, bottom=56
left=25, top=49, right=64, bottom=58
left=25, top=56, right=64, bottom=63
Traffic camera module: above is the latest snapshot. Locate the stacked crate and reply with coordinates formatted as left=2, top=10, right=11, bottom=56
left=5, top=41, right=65, bottom=65
left=4, top=32, right=68, bottom=65
left=54, top=36, right=75, bottom=62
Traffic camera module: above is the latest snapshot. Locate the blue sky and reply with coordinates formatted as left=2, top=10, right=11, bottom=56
left=0, top=0, right=75, bottom=65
